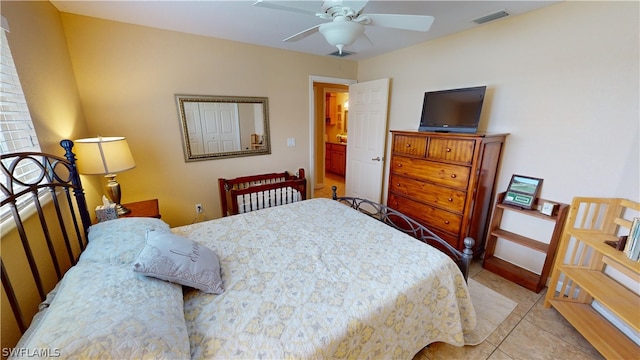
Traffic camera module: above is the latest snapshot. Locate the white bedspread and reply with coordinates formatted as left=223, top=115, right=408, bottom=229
left=12, top=262, right=190, bottom=359
left=173, top=198, right=476, bottom=359
left=12, top=218, right=190, bottom=360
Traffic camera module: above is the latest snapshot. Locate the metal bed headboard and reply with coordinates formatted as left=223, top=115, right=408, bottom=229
left=1, top=139, right=91, bottom=334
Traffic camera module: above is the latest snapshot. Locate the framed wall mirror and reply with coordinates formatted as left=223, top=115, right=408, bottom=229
left=175, top=95, right=271, bottom=161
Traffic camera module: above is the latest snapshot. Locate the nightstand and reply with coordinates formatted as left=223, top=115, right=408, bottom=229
left=121, top=199, right=161, bottom=219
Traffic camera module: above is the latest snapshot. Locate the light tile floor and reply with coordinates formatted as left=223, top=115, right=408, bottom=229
left=315, top=171, right=604, bottom=359
left=415, top=261, right=604, bottom=359
left=314, top=172, right=345, bottom=199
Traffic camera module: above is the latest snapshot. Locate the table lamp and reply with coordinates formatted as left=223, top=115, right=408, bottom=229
left=74, top=136, right=136, bottom=215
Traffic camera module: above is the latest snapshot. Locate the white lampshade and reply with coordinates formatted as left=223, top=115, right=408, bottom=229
left=319, top=20, right=364, bottom=54
left=74, top=137, right=136, bottom=175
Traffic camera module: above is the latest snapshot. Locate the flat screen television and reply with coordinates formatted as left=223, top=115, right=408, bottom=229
left=419, top=86, right=487, bottom=133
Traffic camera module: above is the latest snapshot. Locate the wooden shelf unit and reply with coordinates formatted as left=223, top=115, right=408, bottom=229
left=544, top=197, right=640, bottom=359
left=483, top=192, right=569, bottom=293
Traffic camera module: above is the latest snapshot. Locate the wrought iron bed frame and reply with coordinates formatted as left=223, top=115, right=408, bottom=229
left=1, top=140, right=91, bottom=335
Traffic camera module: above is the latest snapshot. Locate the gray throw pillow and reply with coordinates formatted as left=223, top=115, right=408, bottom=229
left=133, top=230, right=224, bottom=294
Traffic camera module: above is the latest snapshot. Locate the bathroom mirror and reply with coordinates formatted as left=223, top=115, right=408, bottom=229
left=176, top=95, right=270, bottom=161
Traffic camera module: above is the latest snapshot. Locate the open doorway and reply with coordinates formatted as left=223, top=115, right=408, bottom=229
left=309, top=76, right=355, bottom=198
left=309, top=77, right=390, bottom=202
left=314, top=85, right=347, bottom=198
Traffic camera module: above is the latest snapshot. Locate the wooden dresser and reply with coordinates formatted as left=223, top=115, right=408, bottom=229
left=387, top=130, right=508, bottom=254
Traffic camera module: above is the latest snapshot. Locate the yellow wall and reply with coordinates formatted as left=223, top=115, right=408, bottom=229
left=1, top=1, right=88, bottom=154
left=0, top=1, right=95, bottom=349
left=1, top=1, right=101, bottom=208
left=59, top=13, right=357, bottom=226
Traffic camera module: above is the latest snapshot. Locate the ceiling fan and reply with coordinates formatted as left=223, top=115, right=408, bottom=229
left=254, top=0, right=435, bottom=54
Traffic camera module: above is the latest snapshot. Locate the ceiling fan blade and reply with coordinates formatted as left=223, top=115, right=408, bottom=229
left=349, top=31, right=373, bottom=51
left=356, top=31, right=373, bottom=47
left=343, top=0, right=369, bottom=14
left=362, top=14, right=435, bottom=32
left=253, top=0, right=319, bottom=16
left=283, top=25, right=321, bottom=42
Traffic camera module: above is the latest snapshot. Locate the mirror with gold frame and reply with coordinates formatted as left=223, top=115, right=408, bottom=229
left=175, top=94, right=270, bottom=161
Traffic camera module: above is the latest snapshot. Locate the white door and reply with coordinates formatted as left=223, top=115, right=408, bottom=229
left=345, top=78, right=390, bottom=202
left=183, top=102, right=205, bottom=155
left=199, top=102, right=241, bottom=153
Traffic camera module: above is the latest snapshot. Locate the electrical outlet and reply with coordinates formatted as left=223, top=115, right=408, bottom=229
left=195, top=203, right=203, bottom=214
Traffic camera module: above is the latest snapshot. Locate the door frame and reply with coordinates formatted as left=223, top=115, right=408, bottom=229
left=308, top=76, right=356, bottom=198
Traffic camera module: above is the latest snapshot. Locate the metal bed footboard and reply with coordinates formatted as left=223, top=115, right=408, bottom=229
left=331, top=186, right=473, bottom=281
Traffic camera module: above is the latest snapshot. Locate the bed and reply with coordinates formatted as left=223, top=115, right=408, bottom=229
left=218, top=168, right=306, bottom=216
left=2, top=141, right=477, bottom=359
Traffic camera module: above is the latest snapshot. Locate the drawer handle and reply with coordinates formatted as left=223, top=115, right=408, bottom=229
left=448, top=198, right=453, bottom=202
left=444, top=220, right=450, bottom=225
left=405, top=143, right=411, bottom=147
left=450, top=174, right=457, bottom=178
left=446, top=148, right=452, bottom=152
left=397, top=163, right=403, bottom=167
left=396, top=183, right=401, bottom=187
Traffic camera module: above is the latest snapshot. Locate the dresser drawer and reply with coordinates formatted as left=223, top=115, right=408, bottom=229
left=428, top=138, right=475, bottom=163
left=388, top=193, right=462, bottom=236
left=389, top=174, right=466, bottom=214
left=392, top=135, right=427, bottom=157
left=391, top=156, right=470, bottom=190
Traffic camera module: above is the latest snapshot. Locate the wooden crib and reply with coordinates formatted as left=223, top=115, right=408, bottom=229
left=218, top=169, right=306, bottom=216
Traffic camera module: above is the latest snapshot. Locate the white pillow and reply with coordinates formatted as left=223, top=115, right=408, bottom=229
left=82, top=217, right=171, bottom=265
left=15, top=262, right=190, bottom=359
left=133, top=230, right=224, bottom=294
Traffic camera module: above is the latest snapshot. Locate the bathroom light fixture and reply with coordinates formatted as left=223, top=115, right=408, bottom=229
left=74, top=136, right=136, bottom=215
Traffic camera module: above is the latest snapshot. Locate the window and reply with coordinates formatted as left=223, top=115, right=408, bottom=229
left=0, top=15, right=42, bottom=207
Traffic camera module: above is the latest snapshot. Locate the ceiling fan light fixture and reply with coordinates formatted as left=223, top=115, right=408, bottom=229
left=319, top=20, right=364, bottom=54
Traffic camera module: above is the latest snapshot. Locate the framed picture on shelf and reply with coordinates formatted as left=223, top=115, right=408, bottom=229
left=502, top=174, right=543, bottom=209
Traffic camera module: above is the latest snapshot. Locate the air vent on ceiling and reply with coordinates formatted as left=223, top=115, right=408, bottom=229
left=472, top=9, right=509, bottom=24
left=328, top=50, right=355, bottom=57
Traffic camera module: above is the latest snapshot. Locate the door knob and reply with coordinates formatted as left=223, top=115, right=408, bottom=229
left=371, top=157, right=381, bottom=161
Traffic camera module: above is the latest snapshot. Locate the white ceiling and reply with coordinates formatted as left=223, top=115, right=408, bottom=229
left=51, top=1, right=559, bottom=60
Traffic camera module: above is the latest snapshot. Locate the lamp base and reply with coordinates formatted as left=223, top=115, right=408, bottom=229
left=115, top=203, right=131, bottom=216
left=105, top=174, right=130, bottom=216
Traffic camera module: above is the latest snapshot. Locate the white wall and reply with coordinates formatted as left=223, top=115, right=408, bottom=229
left=358, top=1, right=639, bottom=207
left=357, top=1, right=639, bottom=286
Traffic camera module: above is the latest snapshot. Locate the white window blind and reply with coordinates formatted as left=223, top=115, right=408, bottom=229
left=0, top=15, right=43, bottom=204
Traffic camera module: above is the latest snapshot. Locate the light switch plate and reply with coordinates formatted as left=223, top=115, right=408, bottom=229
left=287, top=137, right=295, bottom=147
